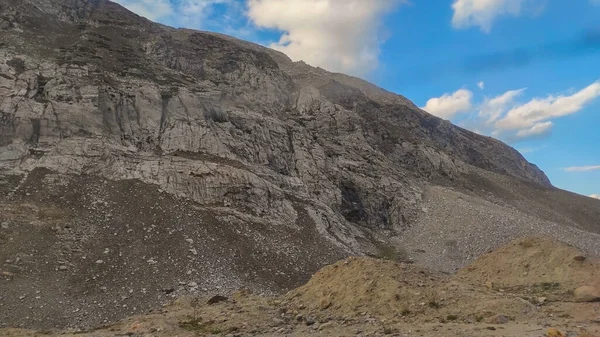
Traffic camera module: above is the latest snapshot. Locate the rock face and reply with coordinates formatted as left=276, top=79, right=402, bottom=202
left=1, top=0, right=600, bottom=330
left=0, top=0, right=549, bottom=232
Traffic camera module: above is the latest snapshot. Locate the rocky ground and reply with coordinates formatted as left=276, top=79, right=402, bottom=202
left=400, top=184, right=600, bottom=273
left=2, top=237, right=599, bottom=337
left=2, top=168, right=600, bottom=331
left=0, top=168, right=346, bottom=330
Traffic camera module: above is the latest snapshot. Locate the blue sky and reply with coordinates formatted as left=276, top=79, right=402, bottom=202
left=113, top=0, right=600, bottom=198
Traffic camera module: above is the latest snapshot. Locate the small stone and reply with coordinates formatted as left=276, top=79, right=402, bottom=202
left=207, top=295, right=228, bottom=305
left=486, top=314, right=509, bottom=324
left=305, top=316, right=316, bottom=326
left=573, top=255, right=586, bottom=262
left=1, top=222, right=8, bottom=229
left=295, top=314, right=304, bottom=322
left=319, top=298, right=332, bottom=310
left=546, top=328, right=566, bottom=337
left=573, top=286, right=600, bottom=302
left=58, top=265, right=68, bottom=271
left=537, top=297, right=547, bottom=304
left=318, top=322, right=333, bottom=331
left=96, top=260, right=104, bottom=264
left=272, top=318, right=285, bottom=327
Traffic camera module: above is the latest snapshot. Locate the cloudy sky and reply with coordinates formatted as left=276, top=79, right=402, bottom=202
left=113, top=0, right=600, bottom=198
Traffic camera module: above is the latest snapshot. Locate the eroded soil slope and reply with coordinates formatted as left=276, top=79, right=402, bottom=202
left=3, top=237, right=599, bottom=337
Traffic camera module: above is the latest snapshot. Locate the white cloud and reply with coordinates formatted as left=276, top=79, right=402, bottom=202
left=517, top=145, right=545, bottom=153
left=181, top=0, right=231, bottom=15
left=179, top=0, right=248, bottom=34
left=564, top=165, right=600, bottom=172
left=478, top=88, right=525, bottom=123
left=112, top=0, right=247, bottom=34
left=438, top=80, right=600, bottom=142
left=421, top=89, right=474, bottom=119
left=590, top=194, right=600, bottom=199
left=591, top=0, right=600, bottom=5
left=247, top=0, right=402, bottom=76
left=113, top=0, right=174, bottom=21
left=495, top=81, right=600, bottom=130
left=514, top=121, right=552, bottom=139
left=477, top=81, right=485, bottom=89
left=451, top=0, right=542, bottom=32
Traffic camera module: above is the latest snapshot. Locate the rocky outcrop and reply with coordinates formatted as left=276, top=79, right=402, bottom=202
left=0, top=0, right=549, bottom=233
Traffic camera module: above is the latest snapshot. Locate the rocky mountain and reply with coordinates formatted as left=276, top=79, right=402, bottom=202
left=1, top=0, right=600, bottom=330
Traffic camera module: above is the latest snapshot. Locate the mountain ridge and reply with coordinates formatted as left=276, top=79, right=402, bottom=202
left=0, top=0, right=551, bottom=187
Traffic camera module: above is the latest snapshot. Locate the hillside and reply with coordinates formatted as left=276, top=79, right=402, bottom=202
left=1, top=0, right=600, bottom=330
left=3, top=237, right=600, bottom=336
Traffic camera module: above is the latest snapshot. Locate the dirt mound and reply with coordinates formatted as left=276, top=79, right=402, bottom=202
left=286, top=257, right=441, bottom=318
left=3, top=237, right=600, bottom=336
left=456, top=236, right=600, bottom=300
left=284, top=257, right=537, bottom=323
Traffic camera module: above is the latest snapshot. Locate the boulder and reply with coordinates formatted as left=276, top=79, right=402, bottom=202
left=486, top=314, right=509, bottom=324
left=547, top=328, right=566, bottom=337
left=573, top=286, right=600, bottom=302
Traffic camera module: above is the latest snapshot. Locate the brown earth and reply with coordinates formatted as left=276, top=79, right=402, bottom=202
left=456, top=236, right=600, bottom=301
left=2, top=237, right=599, bottom=337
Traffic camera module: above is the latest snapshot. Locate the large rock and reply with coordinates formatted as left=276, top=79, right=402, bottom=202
left=574, top=286, right=600, bottom=302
